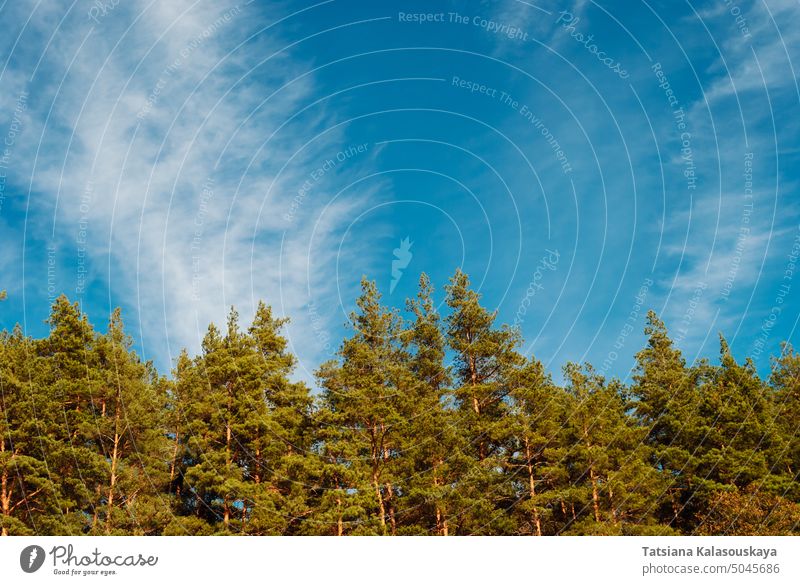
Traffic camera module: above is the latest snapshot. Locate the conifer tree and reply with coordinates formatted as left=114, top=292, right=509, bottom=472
left=0, top=326, right=60, bottom=535
left=244, top=302, right=315, bottom=535
left=171, top=305, right=314, bottom=534
left=694, top=337, right=776, bottom=490
left=401, top=274, right=460, bottom=535
left=1, top=278, right=798, bottom=537
left=562, top=363, right=666, bottom=535
left=444, top=269, right=522, bottom=534
left=631, top=311, right=703, bottom=530
left=42, top=296, right=108, bottom=533
left=310, top=396, right=374, bottom=535
left=770, top=345, right=800, bottom=501
left=684, top=337, right=784, bottom=533
left=506, top=356, right=568, bottom=535
left=93, top=309, right=171, bottom=535
left=164, top=349, right=215, bottom=535
left=175, top=315, right=252, bottom=533
left=316, top=278, right=411, bottom=534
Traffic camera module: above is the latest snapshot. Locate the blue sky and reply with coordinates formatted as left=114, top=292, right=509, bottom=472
left=0, top=0, right=798, bottom=387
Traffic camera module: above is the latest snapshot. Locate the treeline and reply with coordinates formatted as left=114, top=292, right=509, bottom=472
left=0, top=271, right=799, bottom=536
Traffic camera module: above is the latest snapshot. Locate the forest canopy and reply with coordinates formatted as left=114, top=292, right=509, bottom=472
left=1, top=270, right=798, bottom=536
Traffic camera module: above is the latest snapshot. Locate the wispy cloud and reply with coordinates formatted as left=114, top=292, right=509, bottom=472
left=0, top=0, right=371, bottom=382
left=656, top=0, right=800, bottom=355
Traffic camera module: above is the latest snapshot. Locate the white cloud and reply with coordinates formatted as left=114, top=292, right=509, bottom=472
left=699, top=0, right=800, bottom=103
left=0, top=0, right=369, bottom=384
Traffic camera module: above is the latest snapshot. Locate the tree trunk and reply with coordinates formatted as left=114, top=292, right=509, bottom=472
left=589, top=466, right=601, bottom=523
left=372, top=470, right=386, bottom=534
left=223, top=502, right=231, bottom=529
left=91, top=485, right=101, bottom=531
left=524, top=436, right=542, bottom=536
left=583, top=423, right=601, bottom=523
left=385, top=481, right=396, bottom=535
left=169, top=426, right=181, bottom=497
left=382, top=441, right=396, bottom=535
left=1, top=440, right=9, bottom=536
left=337, top=494, right=343, bottom=536
left=224, top=382, right=233, bottom=531
left=670, top=488, right=681, bottom=526
left=469, top=354, right=481, bottom=414
left=433, top=461, right=448, bottom=536
left=370, top=425, right=386, bottom=534
left=335, top=475, right=344, bottom=536
left=609, top=487, right=618, bottom=524
left=467, top=350, right=486, bottom=460
left=105, top=395, right=122, bottom=535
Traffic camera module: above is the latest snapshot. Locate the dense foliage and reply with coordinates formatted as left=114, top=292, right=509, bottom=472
left=1, top=273, right=798, bottom=535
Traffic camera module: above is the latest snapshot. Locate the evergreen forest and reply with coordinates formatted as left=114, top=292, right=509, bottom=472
left=1, top=272, right=799, bottom=536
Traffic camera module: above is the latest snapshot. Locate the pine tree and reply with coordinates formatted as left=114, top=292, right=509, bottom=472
left=176, top=315, right=251, bottom=533
left=562, top=363, right=667, bottom=535
left=41, top=296, right=108, bottom=533
left=506, top=355, right=568, bottom=535
left=0, top=326, right=61, bottom=535
left=631, top=311, right=703, bottom=531
left=164, top=350, right=216, bottom=535
left=685, top=337, right=785, bottom=534
left=316, top=278, right=411, bottom=535
left=244, top=302, right=315, bottom=535
left=93, top=309, right=171, bottom=535
left=3, top=277, right=800, bottom=536
left=310, top=394, right=375, bottom=535
left=400, top=273, right=460, bottom=535
left=770, top=345, right=800, bottom=501
left=694, top=337, right=776, bottom=488
left=169, top=303, right=316, bottom=535
left=444, top=269, right=522, bottom=534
